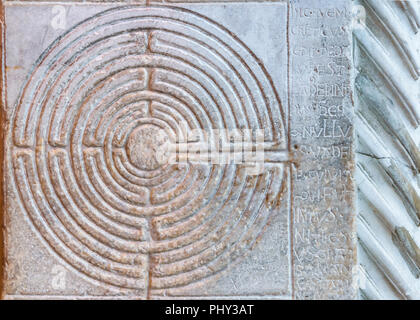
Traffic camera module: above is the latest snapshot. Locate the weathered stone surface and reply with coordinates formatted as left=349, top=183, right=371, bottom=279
left=355, top=0, right=420, bottom=300
left=289, top=0, right=356, bottom=299
left=1, top=0, right=356, bottom=299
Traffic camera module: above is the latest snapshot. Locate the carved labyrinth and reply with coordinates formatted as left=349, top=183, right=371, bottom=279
left=9, top=6, right=287, bottom=294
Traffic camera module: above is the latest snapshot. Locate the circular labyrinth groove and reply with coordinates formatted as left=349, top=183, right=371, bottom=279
left=10, top=6, right=287, bottom=294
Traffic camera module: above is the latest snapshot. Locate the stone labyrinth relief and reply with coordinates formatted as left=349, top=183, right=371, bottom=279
left=3, top=0, right=356, bottom=300
left=8, top=5, right=289, bottom=297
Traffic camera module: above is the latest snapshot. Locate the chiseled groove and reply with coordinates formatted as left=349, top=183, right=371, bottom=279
left=355, top=73, right=420, bottom=173
left=152, top=76, right=219, bottom=130
left=152, top=174, right=261, bottom=278
left=151, top=166, right=219, bottom=227
left=14, top=153, right=147, bottom=290
left=113, top=150, right=179, bottom=185
left=52, top=148, right=148, bottom=232
left=151, top=171, right=274, bottom=290
left=355, top=111, right=420, bottom=225
left=154, top=171, right=268, bottom=276
left=148, top=15, right=284, bottom=141
left=45, top=158, right=147, bottom=271
left=50, top=152, right=147, bottom=245
left=150, top=163, right=194, bottom=201
left=16, top=17, right=139, bottom=147
left=392, top=227, right=420, bottom=278
left=150, top=101, right=194, bottom=137
left=150, top=54, right=237, bottom=131
left=150, top=165, right=200, bottom=207
left=67, top=70, right=176, bottom=218
left=363, top=0, right=420, bottom=79
left=51, top=43, right=145, bottom=145
left=154, top=167, right=232, bottom=241
left=153, top=15, right=284, bottom=141
left=15, top=22, right=148, bottom=146
left=83, top=150, right=150, bottom=215
left=112, top=117, right=167, bottom=149
left=112, top=152, right=179, bottom=189
left=149, top=168, right=241, bottom=256
left=353, top=26, right=420, bottom=125
left=13, top=13, right=134, bottom=146
left=150, top=77, right=211, bottom=132
left=89, top=150, right=151, bottom=205
left=54, top=151, right=149, bottom=243
left=151, top=108, right=184, bottom=140
left=358, top=215, right=418, bottom=299
left=358, top=163, right=420, bottom=281
left=101, top=105, right=177, bottom=193
left=89, top=97, right=148, bottom=148
left=93, top=98, right=148, bottom=146
left=86, top=91, right=150, bottom=147
left=399, top=0, right=420, bottom=33
left=150, top=167, right=243, bottom=260
left=356, top=163, right=401, bottom=230
left=358, top=264, right=384, bottom=300
left=68, top=60, right=153, bottom=145
left=152, top=31, right=255, bottom=131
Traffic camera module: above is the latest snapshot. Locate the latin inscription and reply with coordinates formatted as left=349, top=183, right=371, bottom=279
left=290, top=0, right=356, bottom=300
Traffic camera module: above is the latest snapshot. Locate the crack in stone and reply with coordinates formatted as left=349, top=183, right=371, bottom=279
left=356, top=151, right=417, bottom=172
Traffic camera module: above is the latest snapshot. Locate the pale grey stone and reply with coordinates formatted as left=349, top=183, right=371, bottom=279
left=1, top=0, right=356, bottom=300
left=354, top=0, right=420, bottom=300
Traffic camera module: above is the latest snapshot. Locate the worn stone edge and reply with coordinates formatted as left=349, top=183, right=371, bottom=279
left=3, top=0, right=288, bottom=5
left=0, top=0, right=5, bottom=300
